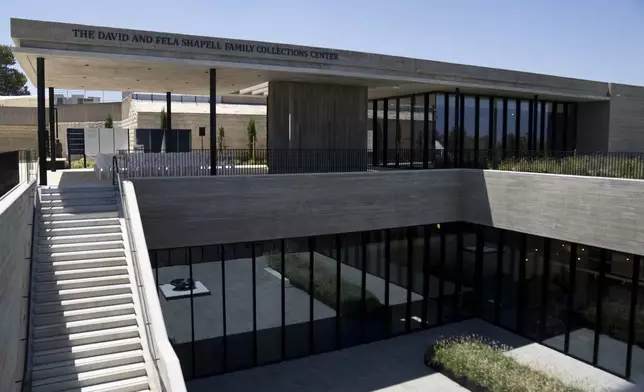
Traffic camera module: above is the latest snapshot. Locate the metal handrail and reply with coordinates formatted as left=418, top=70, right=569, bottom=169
left=112, top=156, right=184, bottom=391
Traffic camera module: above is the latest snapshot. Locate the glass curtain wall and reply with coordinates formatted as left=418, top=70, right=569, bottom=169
left=152, top=228, right=639, bottom=382
left=371, top=92, right=577, bottom=168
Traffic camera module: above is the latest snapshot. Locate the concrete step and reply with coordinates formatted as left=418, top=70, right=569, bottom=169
left=41, top=204, right=117, bottom=215
left=31, top=362, right=147, bottom=392
left=40, top=186, right=114, bottom=195
left=35, top=257, right=127, bottom=273
left=39, top=240, right=124, bottom=254
left=34, top=303, right=135, bottom=326
left=33, top=314, right=138, bottom=338
left=41, top=211, right=119, bottom=221
left=35, top=283, right=131, bottom=302
left=73, top=376, right=149, bottom=392
left=41, top=218, right=120, bottom=229
left=37, top=248, right=126, bottom=263
left=34, top=293, right=133, bottom=314
left=40, top=233, right=123, bottom=245
left=36, top=266, right=129, bottom=282
left=37, top=275, right=130, bottom=292
left=32, top=349, right=144, bottom=381
left=41, top=198, right=117, bottom=207
left=33, top=337, right=142, bottom=366
left=33, top=325, right=139, bottom=351
left=40, top=225, right=122, bottom=237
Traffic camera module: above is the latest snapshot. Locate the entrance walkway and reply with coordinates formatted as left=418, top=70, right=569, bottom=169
left=187, top=319, right=638, bottom=392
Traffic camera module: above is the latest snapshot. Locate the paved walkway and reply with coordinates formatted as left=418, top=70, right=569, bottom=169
left=46, top=169, right=111, bottom=188
left=187, top=319, right=639, bottom=392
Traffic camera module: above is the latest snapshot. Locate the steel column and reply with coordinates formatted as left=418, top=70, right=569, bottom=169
left=37, top=57, right=47, bottom=185
left=210, top=69, right=217, bottom=175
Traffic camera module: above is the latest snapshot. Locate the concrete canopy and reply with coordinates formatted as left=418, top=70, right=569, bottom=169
left=10, top=18, right=610, bottom=101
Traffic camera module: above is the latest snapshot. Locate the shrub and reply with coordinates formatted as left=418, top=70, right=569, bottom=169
left=497, top=155, right=644, bottom=179
left=70, top=158, right=95, bottom=169
left=266, top=251, right=382, bottom=317
left=104, top=113, right=113, bottom=128
left=426, top=336, right=584, bottom=392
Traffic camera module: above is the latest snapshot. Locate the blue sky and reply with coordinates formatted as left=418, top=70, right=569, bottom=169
left=2, top=0, right=643, bottom=100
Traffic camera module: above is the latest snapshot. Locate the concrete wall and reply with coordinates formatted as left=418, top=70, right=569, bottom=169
left=0, top=181, right=36, bottom=392
left=132, top=170, right=463, bottom=249
left=608, top=83, right=644, bottom=152
left=132, top=170, right=644, bottom=257
left=464, top=170, right=644, bottom=257
left=136, top=112, right=267, bottom=150
left=268, top=81, right=368, bottom=149
left=576, top=101, right=610, bottom=152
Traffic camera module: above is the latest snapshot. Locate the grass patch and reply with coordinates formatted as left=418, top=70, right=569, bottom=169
left=426, top=336, right=585, bottom=392
left=266, top=251, right=382, bottom=317
left=69, top=158, right=95, bottom=169
left=497, top=155, right=644, bottom=179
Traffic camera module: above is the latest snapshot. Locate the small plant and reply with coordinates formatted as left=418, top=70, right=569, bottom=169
left=160, top=108, right=167, bottom=129
left=104, top=113, right=113, bottom=128
left=69, top=158, right=95, bottom=169
left=426, top=335, right=585, bottom=392
left=217, top=125, right=226, bottom=150
left=247, top=118, right=257, bottom=157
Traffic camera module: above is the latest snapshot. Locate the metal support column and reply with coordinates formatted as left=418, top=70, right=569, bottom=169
left=210, top=69, right=217, bottom=175
left=48, top=87, right=56, bottom=171
left=37, top=57, right=47, bottom=185
left=166, top=92, right=172, bottom=151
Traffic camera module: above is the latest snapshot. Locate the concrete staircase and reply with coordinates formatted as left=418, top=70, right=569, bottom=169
left=30, top=186, right=151, bottom=392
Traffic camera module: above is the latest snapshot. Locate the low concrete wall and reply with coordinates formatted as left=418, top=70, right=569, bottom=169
left=132, top=170, right=464, bottom=249
left=132, top=170, right=644, bottom=257
left=0, top=181, right=36, bottom=392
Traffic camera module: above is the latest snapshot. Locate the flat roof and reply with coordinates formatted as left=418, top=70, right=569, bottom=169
left=10, top=18, right=613, bottom=101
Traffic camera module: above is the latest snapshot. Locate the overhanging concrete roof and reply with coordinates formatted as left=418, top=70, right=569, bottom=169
left=10, top=18, right=612, bottom=101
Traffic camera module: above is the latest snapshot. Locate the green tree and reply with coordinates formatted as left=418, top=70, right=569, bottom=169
left=0, top=45, right=29, bottom=95
left=160, top=108, right=167, bottom=129
left=217, top=125, right=226, bottom=150
left=104, top=113, right=113, bottom=128
left=247, top=118, right=257, bottom=156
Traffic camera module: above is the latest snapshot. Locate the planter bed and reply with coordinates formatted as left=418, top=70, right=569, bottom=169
left=423, top=336, right=584, bottom=392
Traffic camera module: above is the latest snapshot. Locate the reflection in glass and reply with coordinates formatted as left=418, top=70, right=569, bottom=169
left=506, top=100, right=517, bottom=156
left=435, top=94, right=445, bottom=152
left=494, top=99, right=504, bottom=149
left=448, top=94, right=456, bottom=157
left=541, top=240, right=571, bottom=351
left=596, top=250, right=633, bottom=376
left=479, top=98, right=490, bottom=152
left=376, top=100, right=384, bottom=164
left=522, top=234, right=544, bottom=340
left=519, top=100, right=530, bottom=153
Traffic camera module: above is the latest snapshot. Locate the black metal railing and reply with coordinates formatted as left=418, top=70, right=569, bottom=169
left=110, top=148, right=644, bottom=180
left=0, top=150, right=37, bottom=198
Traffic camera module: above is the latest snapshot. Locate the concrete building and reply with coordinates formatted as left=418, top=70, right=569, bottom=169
left=1, top=17, right=644, bottom=392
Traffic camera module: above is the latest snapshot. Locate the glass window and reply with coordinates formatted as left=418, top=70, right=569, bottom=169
left=376, top=100, right=385, bottom=164
left=425, top=225, right=440, bottom=327
left=543, top=102, right=552, bottom=152
left=536, top=102, right=543, bottom=152
left=311, top=235, right=339, bottom=354
left=281, top=238, right=311, bottom=359
left=408, top=226, right=425, bottom=332
left=255, top=240, right=283, bottom=366
left=339, top=232, right=363, bottom=347
left=499, top=231, right=522, bottom=331
left=364, top=230, right=387, bottom=341
left=388, top=227, right=408, bottom=335
left=568, top=244, right=602, bottom=364
left=519, top=100, right=530, bottom=153
left=541, top=240, right=572, bottom=351
left=399, top=97, right=411, bottom=163
left=506, top=100, right=517, bottom=155
left=566, top=103, right=577, bottom=151
left=480, top=226, right=501, bottom=323
left=494, top=99, right=504, bottom=149
left=447, top=94, right=456, bottom=156
left=435, top=94, right=446, bottom=151
left=463, top=97, right=476, bottom=162
left=596, top=250, right=634, bottom=376
left=413, top=95, right=425, bottom=165
left=522, top=234, right=545, bottom=340
left=386, top=100, right=397, bottom=166
left=479, top=98, right=490, bottom=152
